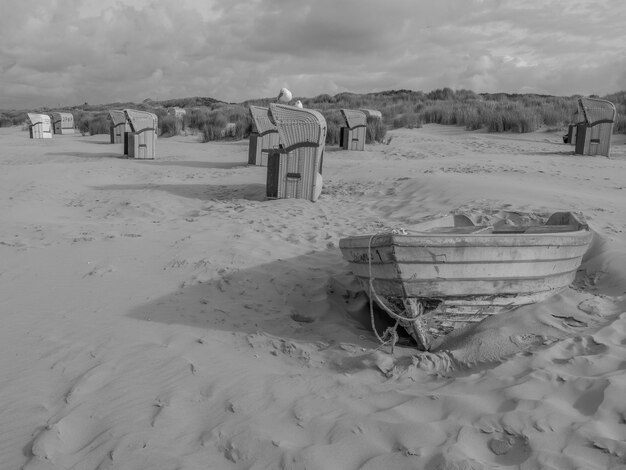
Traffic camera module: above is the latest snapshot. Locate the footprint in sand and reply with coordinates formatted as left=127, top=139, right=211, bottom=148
left=564, top=335, right=607, bottom=356
left=551, top=314, right=588, bottom=328
left=487, top=433, right=531, bottom=466
left=509, top=333, right=558, bottom=351
left=29, top=407, right=107, bottom=466
left=577, top=296, right=616, bottom=316
left=572, top=378, right=610, bottom=416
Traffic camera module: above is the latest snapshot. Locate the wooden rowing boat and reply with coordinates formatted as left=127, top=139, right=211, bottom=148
left=338, top=212, right=593, bottom=350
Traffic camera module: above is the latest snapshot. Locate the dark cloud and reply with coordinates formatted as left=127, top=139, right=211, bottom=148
left=1, top=0, right=624, bottom=108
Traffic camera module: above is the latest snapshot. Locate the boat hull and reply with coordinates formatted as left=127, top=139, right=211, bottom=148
left=339, top=214, right=593, bottom=332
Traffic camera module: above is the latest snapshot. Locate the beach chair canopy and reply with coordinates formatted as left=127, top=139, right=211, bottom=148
left=108, top=110, right=127, bottom=126
left=360, top=108, right=382, bottom=120
left=27, top=113, right=50, bottom=127
left=340, top=109, right=367, bottom=129
left=268, top=103, right=327, bottom=152
left=249, top=106, right=277, bottom=135
left=124, top=109, right=158, bottom=133
left=577, top=98, right=616, bottom=127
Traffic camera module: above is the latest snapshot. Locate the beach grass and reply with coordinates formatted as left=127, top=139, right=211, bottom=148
left=10, top=88, right=626, bottom=142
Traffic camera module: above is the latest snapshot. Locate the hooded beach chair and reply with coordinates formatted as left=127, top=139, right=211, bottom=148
left=27, top=113, right=52, bottom=139
left=266, top=103, right=327, bottom=202
left=248, top=106, right=279, bottom=166
left=574, top=98, right=616, bottom=157
left=50, top=112, right=74, bottom=135
left=339, top=109, right=367, bottom=151
left=108, top=110, right=129, bottom=145
left=124, top=109, right=158, bottom=159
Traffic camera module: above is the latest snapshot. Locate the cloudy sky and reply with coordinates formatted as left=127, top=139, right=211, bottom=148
left=1, top=0, right=625, bottom=109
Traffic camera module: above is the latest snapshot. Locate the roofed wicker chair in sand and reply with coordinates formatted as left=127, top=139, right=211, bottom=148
left=123, top=109, right=158, bottom=159
left=574, top=97, right=616, bottom=157
left=339, top=109, right=367, bottom=151
left=266, top=103, right=327, bottom=202
left=248, top=106, right=279, bottom=166
left=108, top=110, right=129, bottom=145
left=50, top=112, right=74, bottom=135
left=27, top=113, right=52, bottom=139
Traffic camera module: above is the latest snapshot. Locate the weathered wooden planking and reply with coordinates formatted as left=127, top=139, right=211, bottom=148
left=339, top=212, right=592, bottom=315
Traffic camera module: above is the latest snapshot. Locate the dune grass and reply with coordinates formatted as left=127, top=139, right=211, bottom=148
left=10, top=88, right=626, bottom=144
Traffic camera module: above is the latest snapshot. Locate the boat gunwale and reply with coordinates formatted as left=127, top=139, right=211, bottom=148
left=343, top=254, right=588, bottom=265
left=339, top=230, right=593, bottom=249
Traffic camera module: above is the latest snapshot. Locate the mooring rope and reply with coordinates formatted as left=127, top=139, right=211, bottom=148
left=366, top=231, right=428, bottom=353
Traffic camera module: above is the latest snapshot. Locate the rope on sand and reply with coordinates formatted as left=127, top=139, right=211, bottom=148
left=366, top=231, right=427, bottom=354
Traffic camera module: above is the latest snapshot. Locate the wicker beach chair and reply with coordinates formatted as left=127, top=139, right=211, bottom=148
left=339, top=109, right=367, bottom=151
left=50, top=112, right=74, bottom=135
left=574, top=98, right=616, bottom=157
left=124, top=109, right=158, bottom=159
left=266, top=103, right=327, bottom=202
left=108, top=110, right=129, bottom=144
left=27, top=113, right=52, bottom=139
left=248, top=106, right=279, bottom=166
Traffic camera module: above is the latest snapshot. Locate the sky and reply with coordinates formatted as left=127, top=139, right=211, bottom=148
left=1, top=0, right=625, bottom=109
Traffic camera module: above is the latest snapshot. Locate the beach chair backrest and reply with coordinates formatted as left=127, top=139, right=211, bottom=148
left=249, top=106, right=278, bottom=136
left=124, top=109, right=158, bottom=133
left=578, top=98, right=616, bottom=127
left=268, top=103, right=326, bottom=153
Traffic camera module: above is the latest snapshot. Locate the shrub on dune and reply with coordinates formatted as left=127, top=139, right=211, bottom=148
left=366, top=115, right=388, bottom=143
left=0, top=114, right=12, bottom=127
left=87, top=114, right=110, bottom=135
left=322, top=111, right=344, bottom=146
left=200, top=112, right=227, bottom=142
left=234, top=115, right=253, bottom=140
left=160, top=115, right=181, bottom=137
left=614, top=113, right=626, bottom=134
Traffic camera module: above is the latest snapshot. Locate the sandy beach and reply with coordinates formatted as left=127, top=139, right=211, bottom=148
left=2, top=124, right=626, bottom=469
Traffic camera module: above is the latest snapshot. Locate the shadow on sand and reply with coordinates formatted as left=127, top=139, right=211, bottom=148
left=45, top=151, right=124, bottom=159
left=127, top=249, right=399, bottom=348
left=77, top=139, right=116, bottom=145
left=91, top=183, right=267, bottom=201
left=520, top=150, right=604, bottom=158
left=135, top=160, right=251, bottom=169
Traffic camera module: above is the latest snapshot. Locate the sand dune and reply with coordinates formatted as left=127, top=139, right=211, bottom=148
left=1, top=124, right=625, bottom=469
